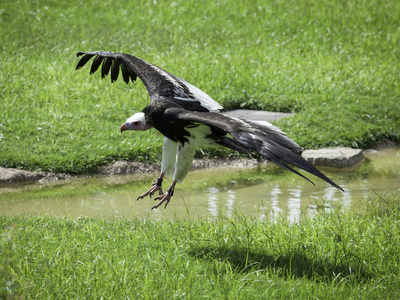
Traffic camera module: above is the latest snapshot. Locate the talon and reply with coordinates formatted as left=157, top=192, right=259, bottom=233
left=137, top=179, right=176, bottom=210
left=151, top=186, right=175, bottom=209
left=151, top=198, right=170, bottom=210
left=164, top=200, right=170, bottom=209
left=137, top=177, right=163, bottom=200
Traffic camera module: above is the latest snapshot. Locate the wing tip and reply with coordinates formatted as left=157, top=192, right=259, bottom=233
left=75, top=52, right=95, bottom=70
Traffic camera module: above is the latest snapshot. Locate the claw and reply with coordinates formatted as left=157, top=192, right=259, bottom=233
left=137, top=178, right=177, bottom=210
left=137, top=178, right=163, bottom=200
left=151, top=187, right=175, bottom=210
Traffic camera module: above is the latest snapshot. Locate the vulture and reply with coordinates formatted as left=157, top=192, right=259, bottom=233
left=75, top=51, right=343, bottom=209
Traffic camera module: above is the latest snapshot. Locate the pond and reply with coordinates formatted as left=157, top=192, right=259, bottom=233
left=1, top=148, right=399, bottom=221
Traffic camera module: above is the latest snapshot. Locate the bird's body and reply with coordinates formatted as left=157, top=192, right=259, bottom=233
left=76, top=50, right=343, bottom=209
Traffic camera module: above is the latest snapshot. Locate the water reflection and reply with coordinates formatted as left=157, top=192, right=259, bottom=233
left=287, top=188, right=302, bottom=224
left=269, top=185, right=282, bottom=221
left=206, top=187, right=219, bottom=218
left=0, top=148, right=399, bottom=221
left=225, top=190, right=235, bottom=218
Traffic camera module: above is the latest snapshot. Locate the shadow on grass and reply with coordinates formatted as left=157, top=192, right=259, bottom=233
left=189, top=245, right=371, bottom=282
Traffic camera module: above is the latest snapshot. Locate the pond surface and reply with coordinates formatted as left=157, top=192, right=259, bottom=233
left=1, top=148, right=399, bottom=221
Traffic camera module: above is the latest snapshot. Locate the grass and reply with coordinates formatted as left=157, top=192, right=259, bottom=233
left=2, top=2, right=399, bottom=298
left=0, top=0, right=399, bottom=174
left=1, top=192, right=399, bottom=299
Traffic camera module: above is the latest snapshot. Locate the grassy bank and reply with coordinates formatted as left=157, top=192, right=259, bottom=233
left=1, top=0, right=400, bottom=174
left=1, top=193, right=399, bottom=299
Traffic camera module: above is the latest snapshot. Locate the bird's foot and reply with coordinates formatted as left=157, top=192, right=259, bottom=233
left=151, top=187, right=175, bottom=210
left=137, top=178, right=163, bottom=200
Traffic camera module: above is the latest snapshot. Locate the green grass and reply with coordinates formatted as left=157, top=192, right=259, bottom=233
left=1, top=0, right=400, bottom=174
left=1, top=192, right=399, bottom=299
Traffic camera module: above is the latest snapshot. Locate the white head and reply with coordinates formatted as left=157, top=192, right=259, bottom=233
left=120, top=112, right=152, bottom=132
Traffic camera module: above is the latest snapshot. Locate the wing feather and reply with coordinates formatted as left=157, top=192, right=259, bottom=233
left=75, top=53, right=94, bottom=70
left=90, top=55, right=104, bottom=74
left=172, top=109, right=343, bottom=191
left=111, top=59, right=120, bottom=82
left=76, top=51, right=221, bottom=112
left=120, top=63, right=130, bottom=84
left=128, top=66, right=137, bottom=82
left=101, top=57, right=112, bottom=79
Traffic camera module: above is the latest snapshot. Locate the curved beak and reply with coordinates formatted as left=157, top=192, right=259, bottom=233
left=120, top=123, right=128, bottom=132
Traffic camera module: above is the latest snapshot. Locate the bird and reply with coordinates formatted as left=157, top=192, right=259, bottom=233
left=75, top=51, right=343, bottom=209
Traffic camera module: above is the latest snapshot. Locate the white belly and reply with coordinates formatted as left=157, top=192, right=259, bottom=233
left=161, top=124, right=214, bottom=183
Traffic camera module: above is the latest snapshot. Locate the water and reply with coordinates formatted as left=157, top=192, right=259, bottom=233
left=1, top=148, right=399, bottom=220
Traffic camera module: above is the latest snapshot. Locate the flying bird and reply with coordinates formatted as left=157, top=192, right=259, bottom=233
left=75, top=51, right=343, bottom=209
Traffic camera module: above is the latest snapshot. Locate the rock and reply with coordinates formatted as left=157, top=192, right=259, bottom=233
left=223, top=109, right=294, bottom=122
left=302, top=147, right=364, bottom=168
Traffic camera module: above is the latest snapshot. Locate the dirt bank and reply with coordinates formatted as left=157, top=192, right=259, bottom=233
left=1, top=140, right=397, bottom=184
left=0, top=158, right=260, bottom=184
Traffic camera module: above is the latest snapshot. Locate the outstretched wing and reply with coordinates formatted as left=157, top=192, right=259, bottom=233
left=168, top=109, right=344, bottom=191
left=75, top=51, right=222, bottom=112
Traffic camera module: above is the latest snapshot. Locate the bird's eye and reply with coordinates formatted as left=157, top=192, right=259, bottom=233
left=133, top=122, right=139, bottom=126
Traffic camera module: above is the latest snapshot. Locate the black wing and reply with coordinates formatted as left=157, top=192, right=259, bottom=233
left=75, top=51, right=222, bottom=112
left=170, top=109, right=344, bottom=191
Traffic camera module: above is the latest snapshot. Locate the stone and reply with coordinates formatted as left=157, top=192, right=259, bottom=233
left=223, top=109, right=294, bottom=122
left=302, top=147, right=364, bottom=168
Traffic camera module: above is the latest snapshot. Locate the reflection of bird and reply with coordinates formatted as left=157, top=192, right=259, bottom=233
left=76, top=51, right=343, bottom=209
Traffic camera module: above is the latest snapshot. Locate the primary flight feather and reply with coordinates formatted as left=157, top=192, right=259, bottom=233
left=76, top=51, right=343, bottom=209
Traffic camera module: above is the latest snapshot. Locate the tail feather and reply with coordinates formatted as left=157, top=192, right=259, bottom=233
left=233, top=129, right=344, bottom=192
left=258, top=139, right=344, bottom=191
left=267, top=157, right=317, bottom=186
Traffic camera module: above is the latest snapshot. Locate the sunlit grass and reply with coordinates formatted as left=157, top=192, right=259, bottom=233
left=1, top=193, right=399, bottom=299
left=1, top=0, right=399, bottom=174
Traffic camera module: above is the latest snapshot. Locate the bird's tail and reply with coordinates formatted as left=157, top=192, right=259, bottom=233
left=256, top=139, right=344, bottom=191
left=218, top=122, right=344, bottom=192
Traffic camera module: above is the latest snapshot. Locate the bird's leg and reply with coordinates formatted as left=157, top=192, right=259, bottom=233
left=151, top=181, right=177, bottom=210
left=137, top=173, right=165, bottom=200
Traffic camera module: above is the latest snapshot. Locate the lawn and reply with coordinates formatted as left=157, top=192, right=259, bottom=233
left=1, top=1, right=400, bottom=298
left=1, top=0, right=399, bottom=174
left=1, top=193, right=399, bottom=299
